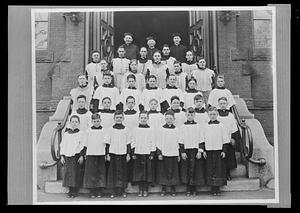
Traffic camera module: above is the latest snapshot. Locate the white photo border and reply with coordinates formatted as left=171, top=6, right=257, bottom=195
left=32, top=5, right=279, bottom=205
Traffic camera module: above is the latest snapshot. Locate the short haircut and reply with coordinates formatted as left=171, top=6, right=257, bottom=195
left=148, top=75, right=157, bottom=80
left=217, top=74, right=225, bottom=80
left=124, top=32, right=133, bottom=38
left=92, top=50, right=100, bottom=55
left=187, top=77, right=197, bottom=84
left=127, top=74, right=136, bottom=81
left=70, top=115, right=80, bottom=123
left=162, top=44, right=170, bottom=48
left=91, top=113, right=101, bottom=120
left=186, top=50, right=193, bottom=55
left=114, top=110, right=124, bottom=117
left=103, top=72, right=113, bottom=78
left=198, top=58, right=206, bottom=62
left=140, top=46, right=147, bottom=51
left=100, top=59, right=108, bottom=63
left=218, top=96, right=228, bottom=102
left=117, top=46, right=125, bottom=51
left=153, top=50, right=161, bottom=56
left=126, top=95, right=135, bottom=103
left=165, top=109, right=175, bottom=117
left=139, top=110, right=149, bottom=117
left=167, top=74, right=176, bottom=79
left=102, top=96, right=111, bottom=103
left=77, top=73, right=86, bottom=79
left=186, top=107, right=195, bottom=114
left=207, top=106, right=218, bottom=112
left=130, top=59, right=138, bottom=65
left=77, top=94, right=86, bottom=101
left=149, top=98, right=158, bottom=104
left=194, top=94, right=203, bottom=101
left=170, top=95, right=180, bottom=103
left=173, top=60, right=181, bottom=65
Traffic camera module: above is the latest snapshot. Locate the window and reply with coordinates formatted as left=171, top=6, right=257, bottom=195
left=35, top=13, right=49, bottom=50
left=253, top=10, right=272, bottom=48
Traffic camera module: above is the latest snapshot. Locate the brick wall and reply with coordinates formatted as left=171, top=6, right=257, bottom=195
left=217, top=11, right=252, bottom=101
left=217, top=11, right=274, bottom=142
left=36, top=12, right=85, bottom=138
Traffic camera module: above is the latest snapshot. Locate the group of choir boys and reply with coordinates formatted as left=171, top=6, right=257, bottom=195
left=59, top=32, right=240, bottom=199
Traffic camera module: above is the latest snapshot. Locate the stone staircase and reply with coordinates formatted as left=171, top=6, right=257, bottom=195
left=44, top=152, right=260, bottom=194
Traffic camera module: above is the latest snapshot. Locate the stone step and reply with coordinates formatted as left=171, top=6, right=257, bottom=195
left=230, top=163, right=247, bottom=178
left=45, top=177, right=260, bottom=194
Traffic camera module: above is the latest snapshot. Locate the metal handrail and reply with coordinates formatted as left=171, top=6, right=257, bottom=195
left=39, top=114, right=69, bottom=169
left=232, top=105, right=266, bottom=166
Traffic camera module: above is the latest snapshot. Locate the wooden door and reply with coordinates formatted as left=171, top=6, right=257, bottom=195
left=84, top=11, right=114, bottom=66
left=189, top=11, right=218, bottom=73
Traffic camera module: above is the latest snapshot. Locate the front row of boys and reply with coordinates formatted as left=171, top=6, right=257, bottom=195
left=60, top=95, right=239, bottom=198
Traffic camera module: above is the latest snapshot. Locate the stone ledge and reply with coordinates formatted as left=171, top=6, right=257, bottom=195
left=230, top=48, right=249, bottom=61
left=249, top=48, right=272, bottom=61
left=45, top=178, right=260, bottom=194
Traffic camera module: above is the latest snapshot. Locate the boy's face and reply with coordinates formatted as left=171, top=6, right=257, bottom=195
left=173, top=36, right=181, bottom=45
left=148, top=78, right=157, bottom=87
left=173, top=63, right=181, bottom=72
left=165, top=114, right=175, bottom=125
left=139, top=113, right=148, bottom=125
left=126, top=98, right=135, bottom=109
left=186, top=112, right=195, bottom=121
left=124, top=35, right=133, bottom=44
left=171, top=99, right=180, bottom=109
left=103, top=75, right=112, bottom=84
left=217, top=78, right=225, bottom=87
left=92, top=118, right=101, bottom=127
left=140, top=48, right=147, bottom=58
left=77, top=98, right=86, bottom=109
left=188, top=80, right=196, bottom=89
left=208, top=110, right=218, bottom=121
left=130, top=62, right=137, bottom=71
left=92, top=52, right=100, bottom=62
left=114, top=114, right=124, bottom=124
left=147, top=39, right=156, bottom=48
left=149, top=100, right=158, bottom=110
left=218, top=99, right=228, bottom=110
left=168, top=76, right=177, bottom=86
left=162, top=47, right=170, bottom=56
left=127, top=78, right=136, bottom=87
left=153, top=52, right=161, bottom=62
left=186, top=51, right=194, bottom=61
left=70, top=118, right=80, bottom=129
left=194, top=99, right=204, bottom=108
left=102, top=99, right=111, bottom=109
left=118, top=48, right=125, bottom=57
left=78, top=75, right=87, bottom=86
left=198, top=59, right=206, bottom=69
left=100, top=60, right=108, bottom=70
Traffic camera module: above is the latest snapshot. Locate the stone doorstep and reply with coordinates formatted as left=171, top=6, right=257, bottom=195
left=45, top=178, right=260, bottom=194
left=230, top=164, right=247, bottom=178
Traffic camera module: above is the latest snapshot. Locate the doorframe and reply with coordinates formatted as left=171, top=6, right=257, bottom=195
left=84, top=10, right=218, bottom=72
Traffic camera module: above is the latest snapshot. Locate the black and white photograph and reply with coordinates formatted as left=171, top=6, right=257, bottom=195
left=32, top=6, right=279, bottom=205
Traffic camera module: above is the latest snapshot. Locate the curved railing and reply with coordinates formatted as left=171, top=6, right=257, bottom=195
left=39, top=100, right=71, bottom=169
left=232, top=105, right=266, bottom=166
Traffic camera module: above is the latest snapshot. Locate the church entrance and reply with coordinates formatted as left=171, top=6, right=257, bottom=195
left=113, top=11, right=189, bottom=54
left=84, top=10, right=218, bottom=71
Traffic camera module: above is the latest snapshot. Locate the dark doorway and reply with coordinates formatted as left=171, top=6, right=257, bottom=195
left=114, top=11, right=189, bottom=56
